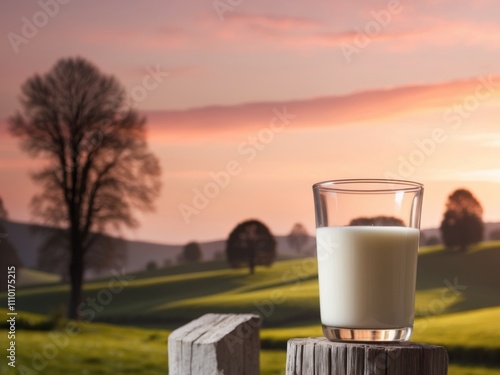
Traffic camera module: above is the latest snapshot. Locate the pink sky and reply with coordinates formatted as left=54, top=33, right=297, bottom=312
left=1, top=0, right=500, bottom=244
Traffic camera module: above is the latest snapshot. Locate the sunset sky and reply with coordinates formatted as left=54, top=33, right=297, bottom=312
left=1, top=0, right=500, bottom=245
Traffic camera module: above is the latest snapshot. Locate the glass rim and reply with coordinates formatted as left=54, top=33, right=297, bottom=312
left=312, top=178, right=423, bottom=193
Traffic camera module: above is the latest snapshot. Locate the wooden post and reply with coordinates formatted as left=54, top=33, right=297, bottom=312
left=168, top=313, right=260, bottom=375
left=286, top=338, right=448, bottom=375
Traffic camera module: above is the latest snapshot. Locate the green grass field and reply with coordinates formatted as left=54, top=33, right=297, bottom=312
left=2, top=310, right=499, bottom=374
left=2, top=242, right=500, bottom=373
left=2, top=307, right=500, bottom=374
left=10, top=242, right=500, bottom=328
left=17, top=268, right=61, bottom=287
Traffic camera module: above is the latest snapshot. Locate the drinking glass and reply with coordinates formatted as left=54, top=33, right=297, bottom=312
left=312, top=179, right=424, bottom=341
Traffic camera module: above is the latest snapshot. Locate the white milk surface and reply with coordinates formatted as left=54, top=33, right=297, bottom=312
left=316, top=226, right=419, bottom=329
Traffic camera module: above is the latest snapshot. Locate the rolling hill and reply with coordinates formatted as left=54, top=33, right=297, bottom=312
left=7, top=242, right=500, bottom=330
left=1, top=219, right=315, bottom=277
left=3, top=242, right=500, bottom=374
left=5, top=218, right=500, bottom=279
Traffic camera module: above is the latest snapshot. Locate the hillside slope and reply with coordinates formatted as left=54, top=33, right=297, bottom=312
left=7, top=242, right=500, bottom=329
left=1, top=219, right=314, bottom=276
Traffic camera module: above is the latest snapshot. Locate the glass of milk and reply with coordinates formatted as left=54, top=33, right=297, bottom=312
left=312, top=179, right=424, bottom=342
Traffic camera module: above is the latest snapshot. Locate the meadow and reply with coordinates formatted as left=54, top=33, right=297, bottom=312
left=2, top=242, right=500, bottom=374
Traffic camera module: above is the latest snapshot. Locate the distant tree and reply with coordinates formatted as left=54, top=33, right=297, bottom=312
left=176, top=252, right=184, bottom=265
left=0, top=197, right=7, bottom=218
left=287, top=223, right=309, bottom=253
left=349, top=216, right=405, bottom=226
left=213, top=250, right=225, bottom=261
left=440, top=189, right=484, bottom=252
left=9, top=57, right=161, bottom=319
left=490, top=229, right=500, bottom=241
left=226, top=219, right=276, bottom=274
left=0, top=197, right=23, bottom=291
left=145, top=260, right=158, bottom=271
left=425, top=235, right=441, bottom=246
left=182, top=242, right=202, bottom=263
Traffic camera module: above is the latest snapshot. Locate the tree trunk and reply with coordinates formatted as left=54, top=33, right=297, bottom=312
left=249, top=243, right=255, bottom=275
left=68, top=227, right=84, bottom=320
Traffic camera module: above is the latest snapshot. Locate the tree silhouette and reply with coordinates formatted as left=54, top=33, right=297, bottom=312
left=226, top=219, right=276, bottom=274
left=0, top=197, right=23, bottom=292
left=36, top=231, right=126, bottom=281
left=440, top=189, right=484, bottom=252
left=0, top=197, right=7, bottom=218
left=349, top=216, right=405, bottom=226
left=425, top=235, right=441, bottom=246
left=145, top=260, right=158, bottom=271
left=182, top=241, right=202, bottom=263
left=287, top=223, right=309, bottom=253
left=9, top=57, right=161, bottom=319
left=490, top=228, right=500, bottom=241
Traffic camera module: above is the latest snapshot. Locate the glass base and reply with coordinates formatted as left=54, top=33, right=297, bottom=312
left=322, top=325, right=412, bottom=342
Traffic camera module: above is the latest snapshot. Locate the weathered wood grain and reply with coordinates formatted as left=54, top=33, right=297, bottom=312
left=168, top=313, right=260, bottom=375
left=285, top=338, right=448, bottom=375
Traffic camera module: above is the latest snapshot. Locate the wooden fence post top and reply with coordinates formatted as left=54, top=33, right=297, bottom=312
left=168, top=314, right=261, bottom=375
left=286, top=337, right=448, bottom=375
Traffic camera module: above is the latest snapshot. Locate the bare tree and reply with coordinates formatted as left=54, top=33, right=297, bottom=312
left=9, top=57, right=161, bottom=319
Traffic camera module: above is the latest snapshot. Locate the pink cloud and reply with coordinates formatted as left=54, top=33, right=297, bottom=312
left=129, top=65, right=202, bottom=78
left=228, top=13, right=321, bottom=29
left=215, top=12, right=323, bottom=43
left=215, top=9, right=500, bottom=52
left=306, top=28, right=433, bottom=46
left=144, top=75, right=500, bottom=139
left=81, top=27, right=190, bottom=50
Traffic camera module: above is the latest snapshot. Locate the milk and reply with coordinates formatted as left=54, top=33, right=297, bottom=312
left=316, top=226, right=419, bottom=329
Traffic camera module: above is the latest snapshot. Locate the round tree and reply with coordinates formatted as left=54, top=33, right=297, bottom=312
left=146, top=260, right=158, bottom=271
left=287, top=223, right=309, bottom=253
left=183, top=241, right=202, bottom=263
left=226, top=219, right=276, bottom=274
left=440, top=189, right=484, bottom=252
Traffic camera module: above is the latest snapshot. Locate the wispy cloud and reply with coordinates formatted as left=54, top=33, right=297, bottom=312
left=81, top=27, right=190, bottom=50
left=145, top=75, right=500, bottom=138
left=129, top=64, right=201, bottom=78
left=228, top=13, right=321, bottom=29
left=215, top=10, right=500, bottom=51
